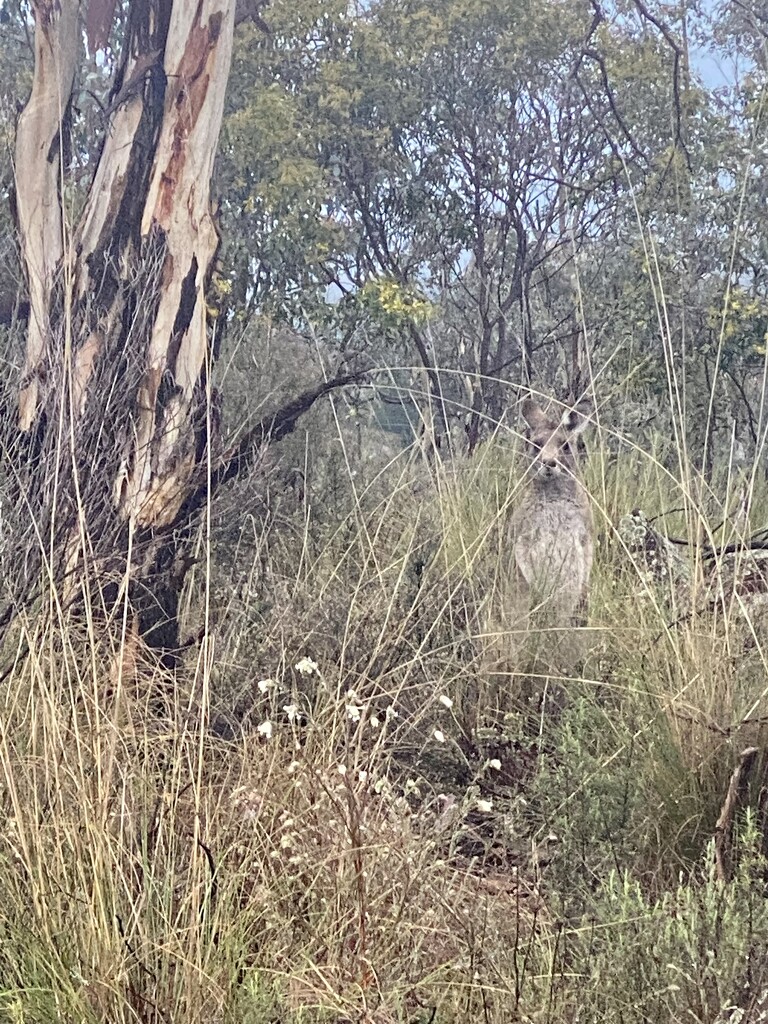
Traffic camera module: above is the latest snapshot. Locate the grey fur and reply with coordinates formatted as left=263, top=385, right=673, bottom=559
left=511, top=396, right=594, bottom=626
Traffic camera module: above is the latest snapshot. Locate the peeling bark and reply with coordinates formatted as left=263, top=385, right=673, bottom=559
left=10, top=0, right=357, bottom=654
left=122, top=0, right=235, bottom=527
left=17, top=1, right=234, bottom=522
left=12, top=0, right=237, bottom=648
left=15, top=0, right=80, bottom=430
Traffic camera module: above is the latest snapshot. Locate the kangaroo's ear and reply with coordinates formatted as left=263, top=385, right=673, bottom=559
left=521, top=396, right=549, bottom=429
left=561, top=398, right=593, bottom=436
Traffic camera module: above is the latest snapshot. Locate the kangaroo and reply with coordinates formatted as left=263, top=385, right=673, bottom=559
left=510, top=395, right=594, bottom=652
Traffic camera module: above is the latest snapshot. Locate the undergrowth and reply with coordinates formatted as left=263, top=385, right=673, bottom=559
left=1, top=410, right=768, bottom=1023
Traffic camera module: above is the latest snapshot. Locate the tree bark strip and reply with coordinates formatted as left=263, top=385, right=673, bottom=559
left=16, top=0, right=80, bottom=430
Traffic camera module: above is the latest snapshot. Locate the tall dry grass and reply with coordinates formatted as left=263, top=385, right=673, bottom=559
left=4, top=233, right=768, bottom=1018
left=3, top=383, right=767, bottom=1021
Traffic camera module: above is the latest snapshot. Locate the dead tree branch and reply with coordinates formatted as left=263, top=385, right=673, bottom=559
left=714, top=746, right=759, bottom=883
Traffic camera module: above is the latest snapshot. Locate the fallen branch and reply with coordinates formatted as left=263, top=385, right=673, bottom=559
left=180, top=365, right=366, bottom=524
left=672, top=709, right=768, bottom=737
left=714, top=746, right=759, bottom=883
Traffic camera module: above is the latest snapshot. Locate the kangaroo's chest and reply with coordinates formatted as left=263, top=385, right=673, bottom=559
left=513, top=502, right=593, bottom=597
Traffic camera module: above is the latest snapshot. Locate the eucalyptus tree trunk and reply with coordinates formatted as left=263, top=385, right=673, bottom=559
left=12, top=0, right=236, bottom=651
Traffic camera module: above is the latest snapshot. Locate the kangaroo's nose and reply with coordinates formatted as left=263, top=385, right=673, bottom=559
left=542, top=457, right=558, bottom=469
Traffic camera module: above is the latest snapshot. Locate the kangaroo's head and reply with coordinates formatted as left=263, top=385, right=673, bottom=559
left=520, top=396, right=592, bottom=482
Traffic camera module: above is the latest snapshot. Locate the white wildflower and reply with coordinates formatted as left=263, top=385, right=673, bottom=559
left=438, top=694, right=453, bottom=709
left=358, top=769, right=368, bottom=783
left=385, top=705, right=399, bottom=721
left=295, top=657, right=319, bottom=676
left=433, top=729, right=445, bottom=743
left=346, top=704, right=361, bottom=722
left=488, top=759, right=502, bottom=771
left=257, top=678, right=276, bottom=694
left=283, top=703, right=299, bottom=724
left=476, top=799, right=493, bottom=813
left=370, top=715, right=380, bottom=729
left=257, top=719, right=273, bottom=740
left=337, top=764, right=347, bottom=776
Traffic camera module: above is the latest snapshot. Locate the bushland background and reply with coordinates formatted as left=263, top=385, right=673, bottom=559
left=1, top=1, right=768, bottom=1021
